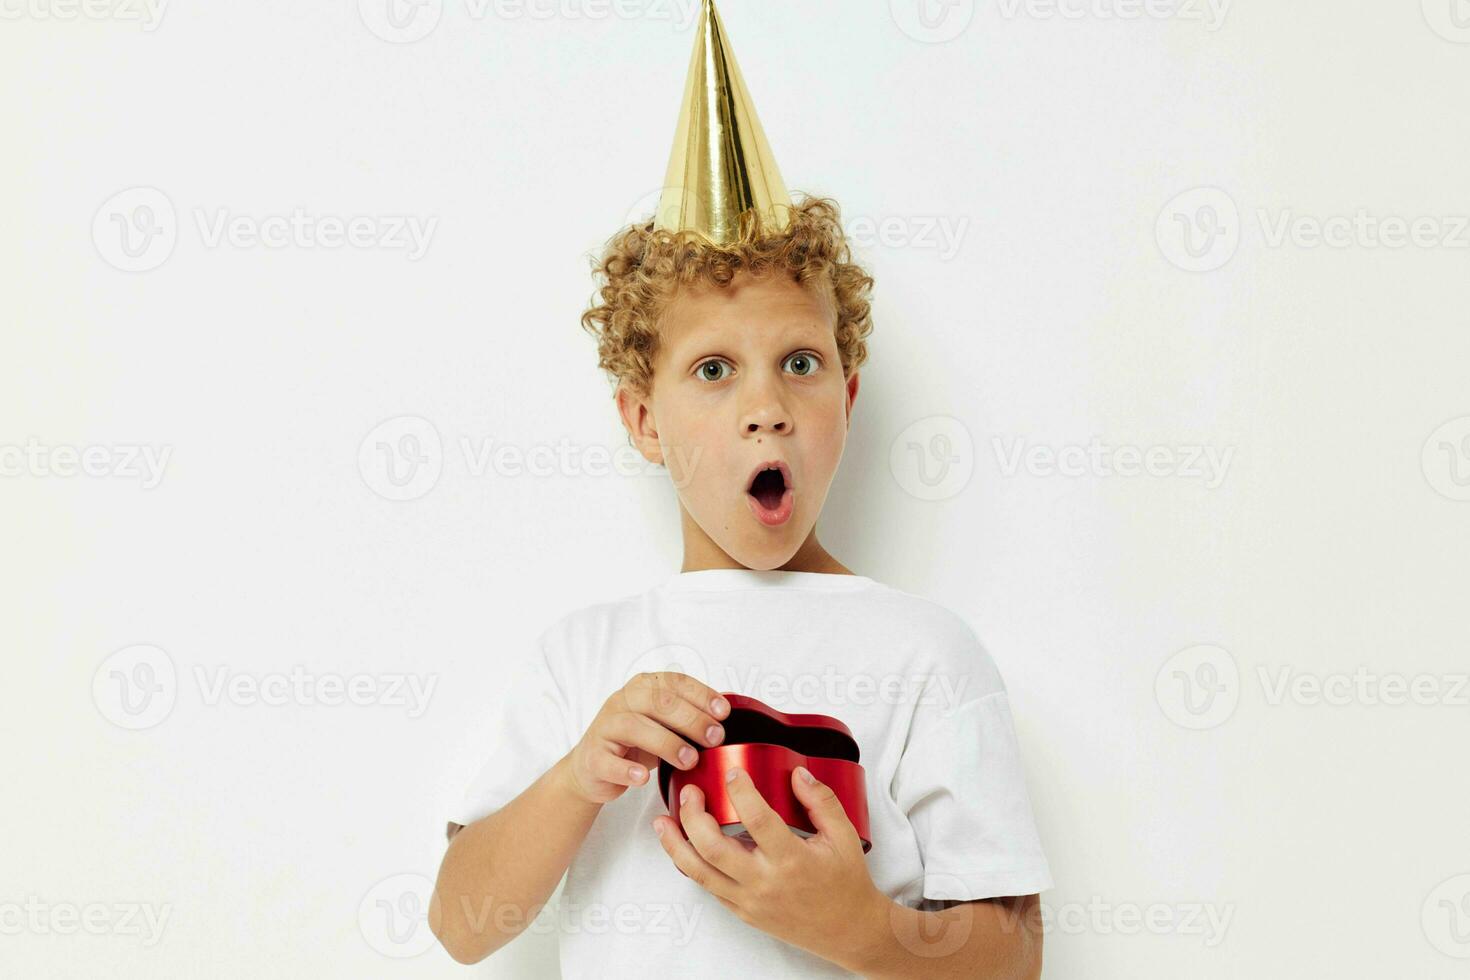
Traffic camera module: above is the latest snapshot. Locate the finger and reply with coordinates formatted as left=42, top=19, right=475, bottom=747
left=643, top=671, right=732, bottom=722
left=724, top=766, right=799, bottom=860
left=652, top=814, right=740, bottom=901
left=605, top=712, right=702, bottom=771
left=791, top=765, right=862, bottom=850
left=625, top=746, right=659, bottom=774
left=679, top=783, right=758, bottom=883
left=591, top=746, right=654, bottom=788
left=626, top=673, right=730, bottom=748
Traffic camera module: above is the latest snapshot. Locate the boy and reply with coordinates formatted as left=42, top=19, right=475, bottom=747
left=430, top=2, right=1052, bottom=976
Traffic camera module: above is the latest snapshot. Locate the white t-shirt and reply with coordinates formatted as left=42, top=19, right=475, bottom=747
left=450, top=568, right=1052, bottom=978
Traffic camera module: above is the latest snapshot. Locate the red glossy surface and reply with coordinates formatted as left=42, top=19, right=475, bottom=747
left=659, top=693, right=872, bottom=854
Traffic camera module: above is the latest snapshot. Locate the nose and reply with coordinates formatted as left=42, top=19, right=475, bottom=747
left=740, top=373, right=792, bottom=436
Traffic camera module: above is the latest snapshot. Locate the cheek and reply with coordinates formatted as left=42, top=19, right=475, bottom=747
left=811, top=403, right=849, bottom=465
left=660, top=416, right=718, bottom=495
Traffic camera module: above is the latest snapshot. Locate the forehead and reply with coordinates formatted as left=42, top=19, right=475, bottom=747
left=658, top=272, right=836, bottom=350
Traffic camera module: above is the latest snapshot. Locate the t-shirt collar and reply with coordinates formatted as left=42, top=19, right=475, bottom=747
left=660, top=568, right=879, bottom=592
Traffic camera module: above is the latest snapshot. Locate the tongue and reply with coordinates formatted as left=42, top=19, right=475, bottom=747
left=750, top=473, right=785, bottom=510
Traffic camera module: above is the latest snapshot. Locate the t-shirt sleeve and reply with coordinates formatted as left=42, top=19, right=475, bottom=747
left=448, top=633, right=579, bottom=828
left=892, top=689, right=1054, bottom=902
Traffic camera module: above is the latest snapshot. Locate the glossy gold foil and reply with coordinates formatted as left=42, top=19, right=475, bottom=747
left=654, top=0, right=793, bottom=245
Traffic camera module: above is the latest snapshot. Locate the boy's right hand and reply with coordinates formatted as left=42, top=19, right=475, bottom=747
left=560, top=673, right=731, bottom=806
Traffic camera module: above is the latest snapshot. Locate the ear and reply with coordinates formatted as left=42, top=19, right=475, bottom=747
left=844, top=370, right=861, bottom=427
left=616, top=381, right=664, bottom=466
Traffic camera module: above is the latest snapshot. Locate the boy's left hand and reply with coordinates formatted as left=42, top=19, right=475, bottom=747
left=651, top=764, right=883, bottom=966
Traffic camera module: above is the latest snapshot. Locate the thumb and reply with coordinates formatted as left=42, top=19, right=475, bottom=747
left=791, top=765, right=860, bottom=847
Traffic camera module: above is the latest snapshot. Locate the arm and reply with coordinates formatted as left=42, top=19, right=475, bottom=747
left=652, top=766, right=1044, bottom=980
left=431, top=671, right=731, bottom=965
left=841, top=892, right=1043, bottom=980
left=429, top=753, right=599, bottom=964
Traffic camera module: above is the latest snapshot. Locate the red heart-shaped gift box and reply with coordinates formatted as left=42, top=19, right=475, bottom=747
left=658, top=693, right=873, bottom=853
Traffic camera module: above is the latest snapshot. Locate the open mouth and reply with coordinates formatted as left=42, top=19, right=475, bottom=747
left=745, top=461, right=794, bottom=527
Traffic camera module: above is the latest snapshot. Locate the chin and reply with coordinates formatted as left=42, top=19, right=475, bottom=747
left=724, top=527, right=806, bottom=571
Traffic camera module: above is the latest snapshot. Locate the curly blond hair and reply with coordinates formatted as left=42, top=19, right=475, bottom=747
left=579, top=195, right=874, bottom=399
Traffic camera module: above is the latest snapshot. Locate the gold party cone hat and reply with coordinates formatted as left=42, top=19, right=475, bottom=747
left=654, top=0, right=793, bottom=245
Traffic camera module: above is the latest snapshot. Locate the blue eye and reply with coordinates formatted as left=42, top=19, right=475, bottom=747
left=784, top=352, right=821, bottom=376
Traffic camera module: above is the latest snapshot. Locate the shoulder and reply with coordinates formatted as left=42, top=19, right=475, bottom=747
left=862, top=583, right=1009, bottom=702
left=535, top=590, right=648, bottom=652
left=529, top=586, right=660, bottom=681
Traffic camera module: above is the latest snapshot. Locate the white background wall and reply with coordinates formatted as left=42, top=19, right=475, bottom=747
left=4, top=0, right=1468, bottom=976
